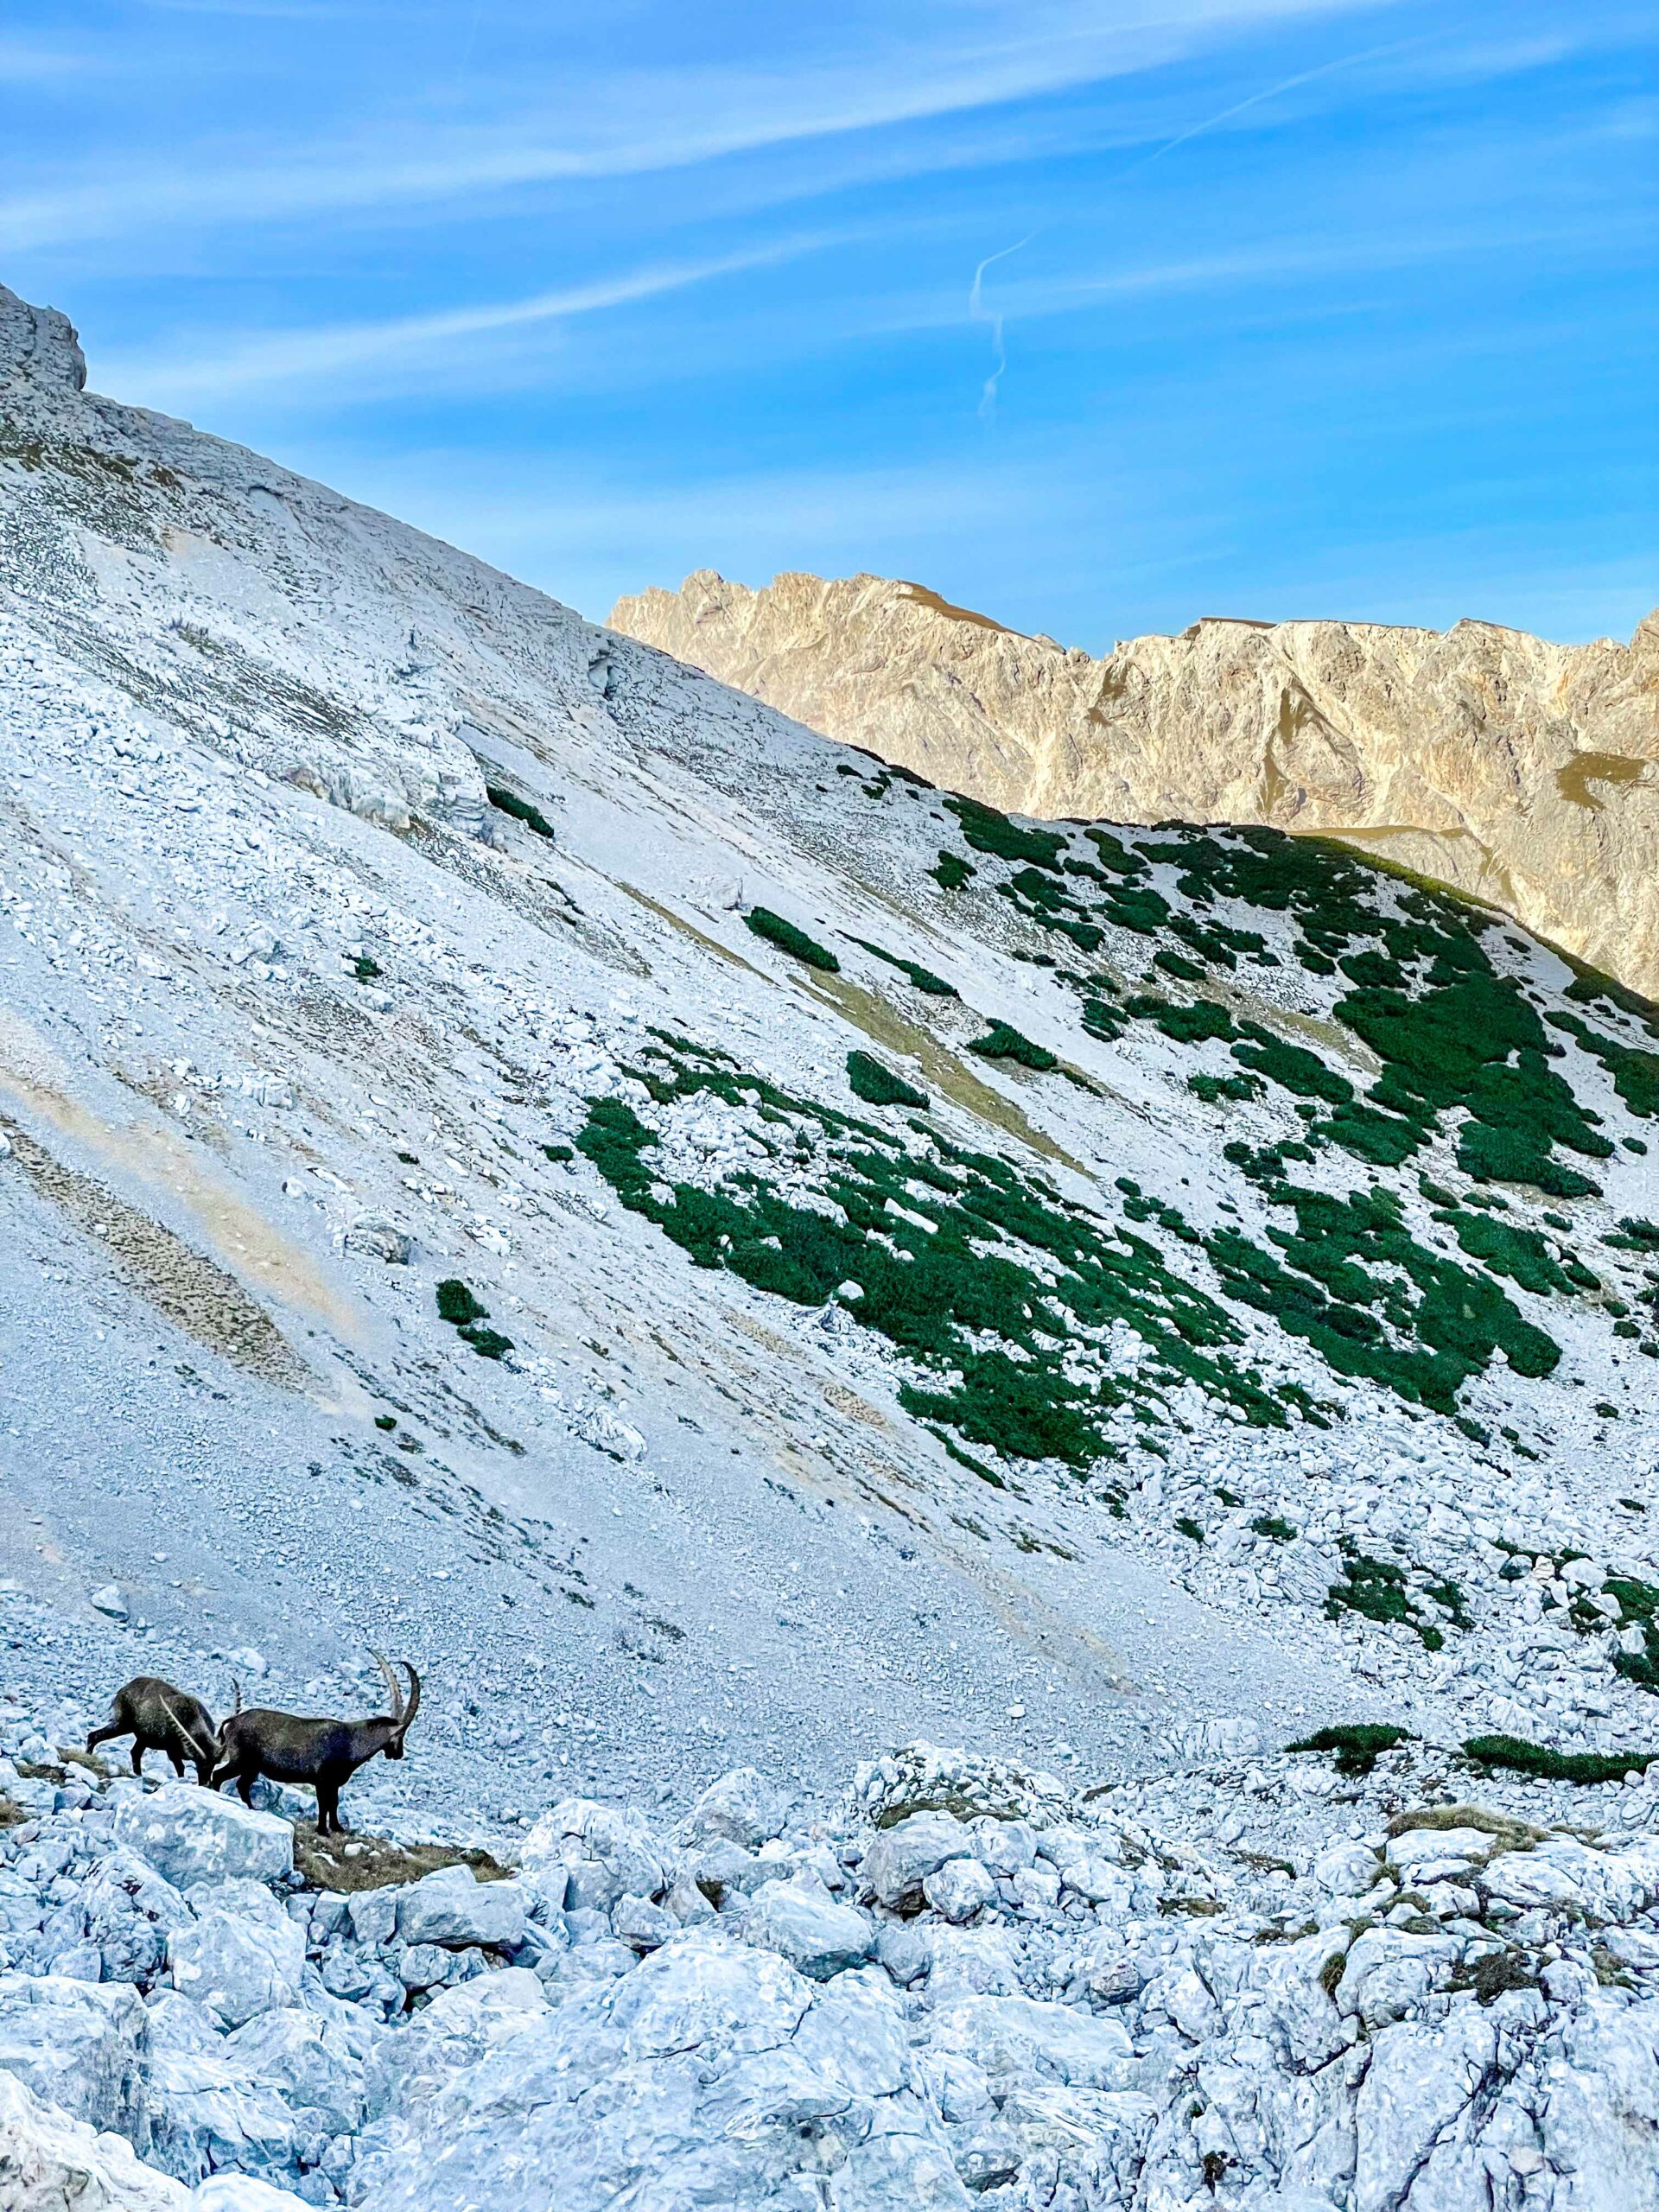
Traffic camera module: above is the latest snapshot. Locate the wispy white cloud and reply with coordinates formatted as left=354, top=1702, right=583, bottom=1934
left=0, top=34, right=98, bottom=79
left=0, top=0, right=1376, bottom=250
left=95, top=240, right=825, bottom=404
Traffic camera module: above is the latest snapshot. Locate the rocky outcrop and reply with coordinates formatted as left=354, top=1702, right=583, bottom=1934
left=10, top=1713, right=1659, bottom=2209
left=611, top=570, right=1659, bottom=1000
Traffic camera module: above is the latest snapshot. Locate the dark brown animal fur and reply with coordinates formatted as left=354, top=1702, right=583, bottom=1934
left=86, top=1676, right=219, bottom=1784
left=210, top=1654, right=420, bottom=1834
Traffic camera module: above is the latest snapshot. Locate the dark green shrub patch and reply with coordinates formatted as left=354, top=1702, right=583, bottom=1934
left=932, top=851, right=974, bottom=891
left=1154, top=949, right=1206, bottom=983
left=1433, top=1211, right=1578, bottom=1297
left=436, top=1279, right=487, bottom=1326
left=1603, top=1577, right=1659, bottom=1694
left=852, top=938, right=958, bottom=995
left=577, top=1035, right=1300, bottom=1471
left=1252, top=1515, right=1297, bottom=1543
left=1316, top=1104, right=1421, bottom=1167
left=486, top=785, right=556, bottom=840
left=1206, top=1183, right=1559, bottom=1414
left=846, top=1052, right=928, bottom=1110
left=1080, top=828, right=1147, bottom=874
left=1230, top=1027, right=1353, bottom=1105
left=435, top=1277, right=513, bottom=1361
left=1176, top=1516, right=1206, bottom=1544
left=1190, top=1071, right=1261, bottom=1105
left=1546, top=1012, right=1659, bottom=1118
left=968, top=1021, right=1059, bottom=1071
left=1458, top=1121, right=1599, bottom=1198
left=944, top=794, right=1067, bottom=871
left=1325, top=1546, right=1458, bottom=1649
left=542, top=1142, right=574, bottom=1163
left=1287, top=1722, right=1412, bottom=1776
left=351, top=954, right=382, bottom=982
left=1100, top=884, right=1173, bottom=935
left=1128, top=995, right=1238, bottom=1046
left=1463, top=1736, right=1659, bottom=1786
left=745, top=906, right=840, bottom=971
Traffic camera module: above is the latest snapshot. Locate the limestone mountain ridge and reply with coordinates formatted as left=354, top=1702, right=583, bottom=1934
left=611, top=569, right=1659, bottom=1001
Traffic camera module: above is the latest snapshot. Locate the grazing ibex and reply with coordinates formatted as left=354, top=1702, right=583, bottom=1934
left=210, top=1654, right=420, bottom=1835
left=86, top=1676, right=219, bottom=1785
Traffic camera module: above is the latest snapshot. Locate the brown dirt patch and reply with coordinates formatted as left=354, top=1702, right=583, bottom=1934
left=294, top=1823, right=513, bottom=1893
left=1, top=1113, right=313, bottom=1389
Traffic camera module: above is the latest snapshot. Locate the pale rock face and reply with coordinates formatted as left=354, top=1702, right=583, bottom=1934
left=0, top=2068, right=186, bottom=2212
left=612, top=569, right=1659, bottom=1000
left=391, top=1866, right=525, bottom=1953
left=167, top=1910, right=305, bottom=2031
left=735, top=1878, right=874, bottom=1979
left=0, top=1974, right=151, bottom=2140
left=112, top=1789, right=292, bottom=1892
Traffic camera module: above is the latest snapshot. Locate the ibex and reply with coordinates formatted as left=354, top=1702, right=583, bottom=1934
left=86, top=1676, right=219, bottom=1785
left=211, top=1654, right=420, bottom=1835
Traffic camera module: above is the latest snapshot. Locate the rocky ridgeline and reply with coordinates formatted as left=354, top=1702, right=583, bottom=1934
left=611, top=569, right=1659, bottom=1002
left=6, top=1716, right=1659, bottom=2210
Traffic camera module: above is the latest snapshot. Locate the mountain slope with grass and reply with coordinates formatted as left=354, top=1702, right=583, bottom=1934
left=6, top=276, right=1659, bottom=2210
left=611, top=567, right=1659, bottom=1002
left=0, top=275, right=1656, bottom=1830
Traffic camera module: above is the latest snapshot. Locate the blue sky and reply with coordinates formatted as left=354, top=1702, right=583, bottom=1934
left=4, top=1, right=1655, bottom=648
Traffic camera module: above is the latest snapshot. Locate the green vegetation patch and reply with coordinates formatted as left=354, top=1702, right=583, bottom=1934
left=846, top=1052, right=928, bottom=1111
left=486, top=785, right=556, bottom=841
left=1190, top=1071, right=1261, bottom=1105
left=1287, top=1723, right=1413, bottom=1777
left=1324, top=1546, right=1462, bottom=1650
left=435, top=1278, right=514, bottom=1362
left=1463, top=1735, right=1659, bottom=1786
left=1603, top=1577, right=1659, bottom=1694
left=1433, top=1210, right=1580, bottom=1298
left=943, top=793, right=1067, bottom=872
left=1547, top=1011, right=1659, bottom=1119
left=1207, top=1182, right=1559, bottom=1414
left=853, top=938, right=959, bottom=996
left=968, top=1021, right=1059, bottom=1072
left=745, top=906, right=840, bottom=971
left=577, top=1034, right=1300, bottom=1471
left=932, top=851, right=974, bottom=892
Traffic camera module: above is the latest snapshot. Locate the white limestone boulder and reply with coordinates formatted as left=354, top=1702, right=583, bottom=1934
left=738, top=1880, right=873, bottom=1980
left=860, top=1813, right=973, bottom=1912
left=0, top=2068, right=185, bottom=2212
left=683, top=1768, right=785, bottom=1850
left=0, top=1972, right=150, bottom=2139
left=168, top=1910, right=304, bottom=2030
left=393, top=1866, right=525, bottom=1952
left=113, top=1789, right=291, bottom=1891
left=924, top=1858, right=995, bottom=1924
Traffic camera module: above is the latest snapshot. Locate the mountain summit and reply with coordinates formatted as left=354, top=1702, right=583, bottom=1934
left=612, top=569, right=1659, bottom=1001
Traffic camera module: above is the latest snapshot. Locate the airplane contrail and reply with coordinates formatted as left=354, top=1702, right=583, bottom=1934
left=969, top=232, right=1035, bottom=419
left=1124, top=35, right=1431, bottom=180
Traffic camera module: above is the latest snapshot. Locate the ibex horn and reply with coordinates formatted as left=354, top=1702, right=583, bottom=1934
left=372, top=1650, right=404, bottom=1725
left=395, top=1661, right=421, bottom=1743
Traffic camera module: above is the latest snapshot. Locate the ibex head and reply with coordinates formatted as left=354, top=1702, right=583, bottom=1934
left=370, top=1650, right=421, bottom=1760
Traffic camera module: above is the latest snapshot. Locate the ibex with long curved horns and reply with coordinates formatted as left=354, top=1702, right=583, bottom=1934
left=210, top=1654, right=420, bottom=1835
left=87, top=1676, right=219, bottom=1785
